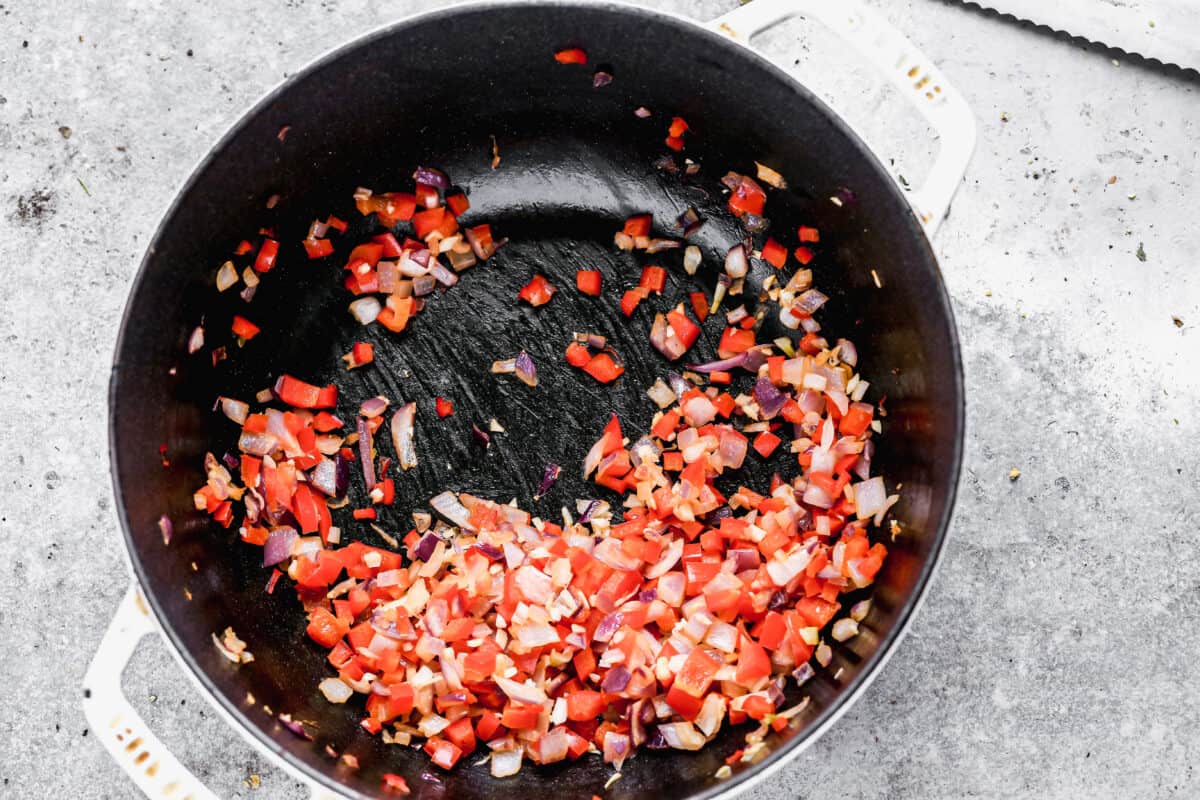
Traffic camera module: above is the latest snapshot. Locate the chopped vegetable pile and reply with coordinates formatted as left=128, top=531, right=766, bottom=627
left=184, top=46, right=898, bottom=792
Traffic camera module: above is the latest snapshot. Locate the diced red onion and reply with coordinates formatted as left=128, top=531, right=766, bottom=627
left=348, top=297, right=381, bottom=325
left=578, top=499, right=601, bottom=524
left=646, top=378, right=677, bottom=409
left=495, top=676, right=547, bottom=706
left=464, top=227, right=495, bottom=260
left=428, top=261, right=457, bottom=287
left=319, top=677, right=353, bottom=704
left=683, top=245, right=701, bottom=275
left=158, top=514, right=173, bottom=545
left=278, top=714, right=311, bottom=740
left=356, top=417, right=376, bottom=491
left=725, top=243, right=748, bottom=279
left=650, top=313, right=687, bottom=361
left=803, top=481, right=835, bottom=509
left=753, top=377, right=787, bottom=418
left=359, top=396, right=389, bottom=419
left=413, top=166, right=450, bottom=189
left=309, top=458, right=338, bottom=497
left=832, top=618, right=860, bottom=642
left=491, top=749, right=523, bottom=777
left=411, top=533, right=439, bottom=562
left=603, top=731, right=630, bottom=765
left=634, top=106, right=651, bottom=118
left=658, top=722, right=704, bottom=750
left=854, top=440, right=874, bottom=480
left=837, top=338, right=858, bottom=367
left=854, top=477, right=886, bottom=520
left=686, top=353, right=747, bottom=373
left=792, top=662, right=815, bottom=686
left=391, top=403, right=417, bottom=470
left=646, top=238, right=682, bottom=254
left=263, top=526, right=298, bottom=567
left=742, top=213, right=769, bottom=233
left=593, top=69, right=613, bottom=88
left=187, top=326, right=204, bottom=354
left=534, top=463, right=560, bottom=499
left=794, top=289, right=829, bottom=315
left=411, top=273, right=436, bottom=296
left=472, top=424, right=491, bottom=449
left=430, top=491, right=474, bottom=530
left=645, top=538, right=683, bottom=579
left=216, top=261, right=238, bottom=292
left=515, top=351, right=538, bottom=387
left=473, top=542, right=503, bottom=561
left=219, top=397, right=249, bottom=424
left=448, top=248, right=477, bottom=272
left=593, top=612, right=622, bottom=643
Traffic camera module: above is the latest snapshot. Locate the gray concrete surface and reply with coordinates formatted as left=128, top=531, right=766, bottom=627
left=1, top=0, right=1197, bottom=798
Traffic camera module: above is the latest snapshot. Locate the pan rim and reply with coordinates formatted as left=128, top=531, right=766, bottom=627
left=107, top=2, right=965, bottom=798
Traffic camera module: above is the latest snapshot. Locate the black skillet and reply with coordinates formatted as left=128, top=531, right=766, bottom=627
left=101, top=2, right=967, bottom=798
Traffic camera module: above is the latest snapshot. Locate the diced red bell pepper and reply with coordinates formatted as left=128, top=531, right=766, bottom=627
left=576, top=269, right=603, bottom=296
left=518, top=273, right=557, bottom=307
left=500, top=704, right=543, bottom=730
left=254, top=238, right=279, bottom=272
left=761, top=237, right=787, bottom=268
left=381, top=774, right=410, bottom=794
left=475, top=710, right=503, bottom=741
left=794, top=246, right=815, bottom=265
left=566, top=691, right=609, bottom=722
left=446, top=192, right=470, bottom=218
left=435, top=397, right=454, bottom=418
left=753, top=431, right=782, bottom=458
left=798, top=225, right=820, bottom=243
left=231, top=315, right=260, bottom=341
left=666, top=308, right=701, bottom=350
left=554, top=47, right=588, bottom=65
left=639, top=266, right=667, bottom=294
left=717, top=326, right=756, bottom=357
left=727, top=176, right=766, bottom=217
left=840, top=403, right=874, bottom=436
left=620, top=287, right=648, bottom=317
left=276, top=375, right=321, bottom=408
left=377, top=296, right=413, bottom=333
left=689, top=291, right=709, bottom=323
left=565, top=341, right=592, bottom=368
left=622, top=214, right=652, bottom=237
left=423, top=737, right=463, bottom=770
left=303, top=238, right=334, bottom=259
left=306, top=606, right=348, bottom=648
left=735, top=637, right=771, bottom=685
left=443, top=717, right=477, bottom=754
left=583, top=352, right=624, bottom=384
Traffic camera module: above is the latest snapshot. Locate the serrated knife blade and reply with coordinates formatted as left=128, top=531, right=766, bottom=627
left=957, top=0, right=1199, bottom=72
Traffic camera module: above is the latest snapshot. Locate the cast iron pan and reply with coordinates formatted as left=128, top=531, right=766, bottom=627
left=109, top=2, right=963, bottom=798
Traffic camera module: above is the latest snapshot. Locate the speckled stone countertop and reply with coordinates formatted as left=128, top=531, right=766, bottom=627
left=0, top=1, right=1196, bottom=798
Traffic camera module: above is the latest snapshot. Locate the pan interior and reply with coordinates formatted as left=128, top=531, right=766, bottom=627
left=110, top=4, right=962, bottom=799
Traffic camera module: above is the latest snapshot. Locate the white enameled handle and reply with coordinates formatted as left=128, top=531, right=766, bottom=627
left=708, top=0, right=977, bottom=236
left=83, top=584, right=343, bottom=800
left=83, top=585, right=220, bottom=800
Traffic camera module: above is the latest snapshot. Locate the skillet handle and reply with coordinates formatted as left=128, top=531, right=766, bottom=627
left=83, top=584, right=220, bottom=800
left=708, top=0, right=977, bottom=236
left=85, top=584, right=350, bottom=800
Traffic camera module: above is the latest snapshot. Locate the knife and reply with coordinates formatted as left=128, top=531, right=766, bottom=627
left=955, top=0, right=1199, bottom=72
